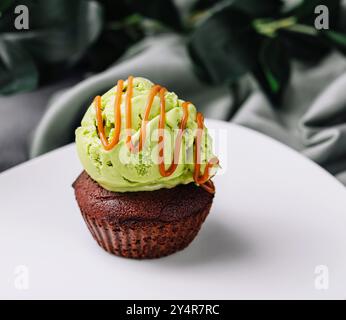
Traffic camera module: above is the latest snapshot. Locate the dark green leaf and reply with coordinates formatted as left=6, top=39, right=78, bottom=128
left=192, top=0, right=284, bottom=18
left=18, top=0, right=103, bottom=63
left=253, top=38, right=290, bottom=105
left=275, top=0, right=342, bottom=63
left=230, top=0, right=284, bottom=18
left=0, top=38, right=38, bottom=94
left=84, top=27, right=144, bottom=72
left=188, top=5, right=260, bottom=84
left=0, top=0, right=104, bottom=94
left=0, top=0, right=103, bottom=63
left=0, top=0, right=16, bottom=31
left=191, top=0, right=223, bottom=12
left=125, top=0, right=182, bottom=31
left=323, top=30, right=346, bottom=46
left=320, top=30, right=346, bottom=54
left=0, top=0, right=13, bottom=14
left=279, top=28, right=331, bottom=63
left=94, top=0, right=132, bottom=21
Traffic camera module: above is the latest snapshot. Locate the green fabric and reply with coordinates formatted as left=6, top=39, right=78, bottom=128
left=30, top=34, right=346, bottom=185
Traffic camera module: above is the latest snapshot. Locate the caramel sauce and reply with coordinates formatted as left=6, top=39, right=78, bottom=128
left=94, top=76, right=218, bottom=193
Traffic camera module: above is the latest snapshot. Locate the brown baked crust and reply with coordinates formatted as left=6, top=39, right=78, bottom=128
left=73, top=171, right=214, bottom=223
left=73, top=171, right=214, bottom=258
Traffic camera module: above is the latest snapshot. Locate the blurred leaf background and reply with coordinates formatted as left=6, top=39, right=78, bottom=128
left=1, top=0, right=346, bottom=104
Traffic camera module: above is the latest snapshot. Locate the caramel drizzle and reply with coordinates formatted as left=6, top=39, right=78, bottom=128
left=94, top=76, right=218, bottom=193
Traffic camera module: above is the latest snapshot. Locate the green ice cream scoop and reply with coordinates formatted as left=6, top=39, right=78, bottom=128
left=75, top=77, right=218, bottom=192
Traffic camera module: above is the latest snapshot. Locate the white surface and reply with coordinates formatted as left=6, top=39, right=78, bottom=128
left=0, top=120, right=346, bottom=299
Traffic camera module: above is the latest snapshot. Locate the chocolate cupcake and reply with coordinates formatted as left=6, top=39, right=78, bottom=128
left=73, top=171, right=214, bottom=258
left=74, top=76, right=219, bottom=259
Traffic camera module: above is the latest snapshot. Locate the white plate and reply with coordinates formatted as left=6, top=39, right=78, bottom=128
left=0, top=120, right=346, bottom=299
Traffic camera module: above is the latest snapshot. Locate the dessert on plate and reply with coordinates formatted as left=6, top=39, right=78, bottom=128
left=73, top=76, right=219, bottom=259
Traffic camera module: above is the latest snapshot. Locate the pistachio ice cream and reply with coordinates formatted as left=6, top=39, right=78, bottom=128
left=76, top=77, right=217, bottom=192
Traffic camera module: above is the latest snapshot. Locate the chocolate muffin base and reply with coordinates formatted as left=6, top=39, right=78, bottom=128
left=73, top=171, right=214, bottom=259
